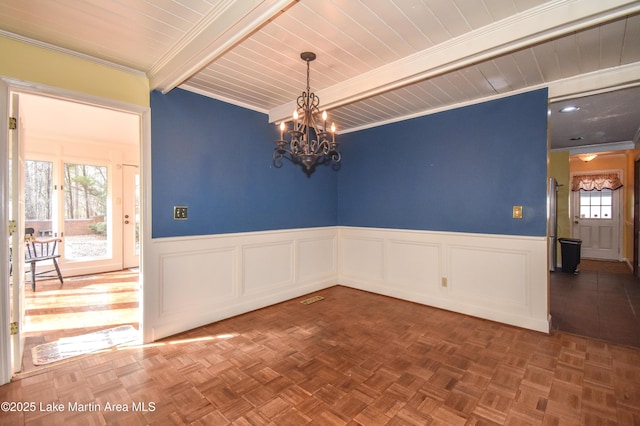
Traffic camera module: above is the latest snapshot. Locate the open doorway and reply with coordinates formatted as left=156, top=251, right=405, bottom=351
left=20, top=93, right=140, bottom=276
left=8, top=90, right=143, bottom=375
left=569, top=174, right=622, bottom=261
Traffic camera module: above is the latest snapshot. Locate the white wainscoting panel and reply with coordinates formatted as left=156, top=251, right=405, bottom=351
left=387, top=239, right=442, bottom=293
left=449, top=245, right=528, bottom=307
left=160, top=247, right=236, bottom=316
left=298, top=237, right=337, bottom=282
left=243, top=242, right=293, bottom=295
left=144, top=227, right=338, bottom=340
left=338, top=227, right=550, bottom=333
left=340, top=236, right=384, bottom=281
left=143, top=225, right=549, bottom=342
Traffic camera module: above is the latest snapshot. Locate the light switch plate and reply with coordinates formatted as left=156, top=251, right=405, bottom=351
left=174, top=206, right=188, bottom=220
left=513, top=205, right=523, bottom=219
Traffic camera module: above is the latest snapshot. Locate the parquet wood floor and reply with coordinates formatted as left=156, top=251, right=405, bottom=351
left=2, top=282, right=640, bottom=425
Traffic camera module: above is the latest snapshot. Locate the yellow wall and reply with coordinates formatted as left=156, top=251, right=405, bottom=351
left=0, top=35, right=148, bottom=107
left=549, top=151, right=570, bottom=267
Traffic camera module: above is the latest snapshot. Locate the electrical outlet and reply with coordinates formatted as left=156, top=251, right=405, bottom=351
left=174, top=206, right=188, bottom=220
left=441, top=277, right=447, bottom=287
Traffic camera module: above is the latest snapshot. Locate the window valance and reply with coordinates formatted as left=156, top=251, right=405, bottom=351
left=570, top=173, right=622, bottom=191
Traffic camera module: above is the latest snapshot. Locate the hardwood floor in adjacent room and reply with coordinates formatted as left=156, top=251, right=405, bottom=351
left=21, top=270, right=140, bottom=373
left=2, top=277, right=640, bottom=425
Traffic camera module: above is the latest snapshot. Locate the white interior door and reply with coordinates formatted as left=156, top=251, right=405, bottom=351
left=572, top=188, right=621, bottom=260
left=122, top=165, right=139, bottom=269
left=9, top=92, right=26, bottom=373
left=0, top=78, right=10, bottom=385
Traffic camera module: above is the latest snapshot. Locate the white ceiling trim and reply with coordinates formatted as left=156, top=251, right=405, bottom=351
left=548, top=62, right=640, bottom=101
left=563, top=141, right=636, bottom=154
left=339, top=62, right=640, bottom=136
left=268, top=0, right=640, bottom=124
left=150, top=0, right=297, bottom=93
left=179, top=82, right=270, bottom=115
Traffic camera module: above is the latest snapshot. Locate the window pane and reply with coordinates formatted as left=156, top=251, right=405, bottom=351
left=579, top=189, right=614, bottom=220
left=24, top=160, right=54, bottom=236
left=580, top=191, right=591, bottom=205
left=580, top=206, right=590, bottom=218
left=64, top=163, right=109, bottom=260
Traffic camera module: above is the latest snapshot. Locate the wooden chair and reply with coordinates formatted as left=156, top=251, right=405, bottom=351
left=24, top=227, right=64, bottom=291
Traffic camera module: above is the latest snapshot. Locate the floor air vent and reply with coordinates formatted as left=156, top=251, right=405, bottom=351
left=300, top=296, right=324, bottom=305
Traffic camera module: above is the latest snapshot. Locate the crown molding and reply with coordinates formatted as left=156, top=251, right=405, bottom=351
left=0, top=30, right=145, bottom=77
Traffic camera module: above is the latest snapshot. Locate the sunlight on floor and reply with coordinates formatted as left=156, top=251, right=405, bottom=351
left=21, top=270, right=140, bottom=372
left=25, top=308, right=139, bottom=333
left=115, top=333, right=237, bottom=351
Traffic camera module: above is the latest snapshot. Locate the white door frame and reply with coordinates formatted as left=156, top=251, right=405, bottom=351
left=0, top=78, right=11, bottom=384
left=0, top=77, right=151, bottom=384
left=9, top=92, right=26, bottom=373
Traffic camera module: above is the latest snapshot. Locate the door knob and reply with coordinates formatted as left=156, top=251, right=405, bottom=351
left=125, top=220, right=130, bottom=224
left=574, top=221, right=579, bottom=224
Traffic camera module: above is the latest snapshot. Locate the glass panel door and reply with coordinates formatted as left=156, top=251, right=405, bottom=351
left=63, top=163, right=110, bottom=261
left=24, top=160, right=55, bottom=237
left=122, top=165, right=140, bottom=269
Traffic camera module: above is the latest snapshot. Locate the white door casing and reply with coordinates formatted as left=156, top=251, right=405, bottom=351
left=0, top=77, right=10, bottom=385
left=9, top=92, right=26, bottom=373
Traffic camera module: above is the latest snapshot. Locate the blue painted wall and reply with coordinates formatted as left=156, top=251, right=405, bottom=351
left=151, top=88, right=548, bottom=238
left=337, top=89, right=549, bottom=236
left=151, top=89, right=338, bottom=238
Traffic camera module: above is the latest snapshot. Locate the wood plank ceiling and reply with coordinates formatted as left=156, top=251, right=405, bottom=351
left=0, top=0, right=639, bottom=149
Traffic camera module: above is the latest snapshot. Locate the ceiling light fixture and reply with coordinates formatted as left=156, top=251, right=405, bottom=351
left=577, top=153, right=597, bottom=162
left=559, top=106, right=580, bottom=113
left=274, top=52, right=340, bottom=175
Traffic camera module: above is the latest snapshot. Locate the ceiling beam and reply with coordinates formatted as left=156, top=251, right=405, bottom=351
left=269, top=0, right=640, bottom=123
left=548, top=62, right=640, bottom=101
left=150, top=0, right=297, bottom=94
left=342, top=61, right=640, bottom=135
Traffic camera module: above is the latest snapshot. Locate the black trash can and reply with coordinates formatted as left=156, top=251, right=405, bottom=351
left=558, top=238, right=582, bottom=273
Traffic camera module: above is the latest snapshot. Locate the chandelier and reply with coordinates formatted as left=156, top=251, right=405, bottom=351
left=274, top=52, right=341, bottom=174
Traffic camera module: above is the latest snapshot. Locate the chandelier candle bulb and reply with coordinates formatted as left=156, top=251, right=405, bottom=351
left=279, top=122, right=285, bottom=140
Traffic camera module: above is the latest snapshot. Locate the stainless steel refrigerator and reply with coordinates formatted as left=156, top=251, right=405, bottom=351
left=548, top=177, right=558, bottom=271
